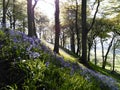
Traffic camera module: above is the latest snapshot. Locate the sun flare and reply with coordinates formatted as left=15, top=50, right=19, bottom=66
left=36, top=0, right=55, bottom=19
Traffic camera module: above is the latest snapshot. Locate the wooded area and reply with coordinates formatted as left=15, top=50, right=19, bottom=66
left=0, top=0, right=120, bottom=89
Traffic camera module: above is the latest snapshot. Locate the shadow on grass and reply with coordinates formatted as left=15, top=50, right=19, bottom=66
left=89, top=62, right=120, bottom=83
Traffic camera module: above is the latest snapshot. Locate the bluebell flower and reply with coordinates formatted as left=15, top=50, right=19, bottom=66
left=29, top=52, right=40, bottom=59
left=26, top=45, right=33, bottom=52
left=13, top=37, right=18, bottom=43
left=45, top=62, right=50, bottom=67
left=70, top=68, right=74, bottom=76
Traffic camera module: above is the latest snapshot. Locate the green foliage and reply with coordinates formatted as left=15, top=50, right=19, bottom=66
left=19, top=60, right=46, bottom=90
left=3, top=60, right=101, bottom=90
left=0, top=30, right=113, bottom=90
left=89, top=62, right=120, bottom=89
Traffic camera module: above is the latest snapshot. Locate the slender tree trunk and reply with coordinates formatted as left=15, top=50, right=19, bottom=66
left=94, top=40, right=97, bottom=65
left=81, top=0, right=88, bottom=65
left=70, top=32, right=75, bottom=53
left=102, top=36, right=115, bottom=69
left=13, top=0, right=16, bottom=30
left=75, top=0, right=80, bottom=55
left=100, top=38, right=105, bottom=68
left=87, top=42, right=92, bottom=62
left=112, top=42, right=116, bottom=72
left=63, top=31, right=65, bottom=48
left=54, top=0, right=60, bottom=53
left=2, top=0, right=6, bottom=30
left=8, top=14, right=12, bottom=29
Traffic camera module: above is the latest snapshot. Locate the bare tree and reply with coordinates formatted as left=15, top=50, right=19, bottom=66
left=54, top=0, right=60, bottom=53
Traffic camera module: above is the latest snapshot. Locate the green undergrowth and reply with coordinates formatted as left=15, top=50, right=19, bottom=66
left=42, top=40, right=77, bottom=63
left=0, top=59, right=101, bottom=90
left=0, top=30, right=109, bottom=90
left=89, top=62, right=120, bottom=88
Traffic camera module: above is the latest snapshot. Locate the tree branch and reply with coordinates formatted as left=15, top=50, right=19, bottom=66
left=5, top=0, right=10, bottom=13
left=88, top=0, right=100, bottom=33
left=32, top=0, right=38, bottom=10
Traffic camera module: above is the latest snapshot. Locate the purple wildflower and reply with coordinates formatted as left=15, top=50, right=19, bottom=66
left=45, top=62, right=50, bottom=67
left=29, top=52, right=40, bottom=59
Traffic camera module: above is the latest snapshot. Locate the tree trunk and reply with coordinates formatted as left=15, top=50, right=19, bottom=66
left=81, top=0, right=88, bottom=65
left=75, top=0, right=80, bottom=55
left=9, top=14, right=12, bottom=29
left=70, top=32, right=75, bottom=53
left=32, top=7, right=37, bottom=37
left=2, top=0, right=6, bottom=30
left=27, top=0, right=37, bottom=37
left=27, top=0, right=34, bottom=36
left=112, top=42, right=116, bottom=72
left=63, top=31, right=65, bottom=48
left=54, top=0, right=60, bottom=54
left=87, top=42, right=91, bottom=62
left=94, top=40, right=97, bottom=65
left=100, top=38, right=105, bottom=68
left=13, top=0, right=16, bottom=30
left=102, top=36, right=115, bottom=69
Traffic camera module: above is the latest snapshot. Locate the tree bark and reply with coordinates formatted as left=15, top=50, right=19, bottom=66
left=54, top=0, right=60, bottom=54
left=27, top=0, right=33, bottom=36
left=27, top=0, right=37, bottom=37
left=94, top=40, right=97, bottom=65
left=70, top=32, right=75, bottom=53
left=100, top=38, right=105, bottom=68
left=2, top=0, right=6, bottom=30
left=75, top=0, right=80, bottom=55
left=62, top=31, right=65, bottom=48
left=13, top=0, right=16, bottom=30
left=81, top=0, right=88, bottom=65
left=87, top=41, right=92, bottom=62
left=112, top=42, right=116, bottom=72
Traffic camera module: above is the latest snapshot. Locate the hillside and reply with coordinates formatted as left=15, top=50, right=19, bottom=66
left=0, top=30, right=119, bottom=90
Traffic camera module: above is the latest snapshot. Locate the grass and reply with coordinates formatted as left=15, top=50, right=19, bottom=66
left=42, top=40, right=86, bottom=68
left=42, top=40, right=77, bottom=63
left=89, top=62, right=120, bottom=88
left=0, top=30, right=119, bottom=89
left=43, top=40, right=120, bottom=89
left=0, top=30, right=104, bottom=90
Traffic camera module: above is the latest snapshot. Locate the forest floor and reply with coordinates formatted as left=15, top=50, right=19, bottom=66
left=42, top=39, right=120, bottom=90
left=0, top=29, right=120, bottom=89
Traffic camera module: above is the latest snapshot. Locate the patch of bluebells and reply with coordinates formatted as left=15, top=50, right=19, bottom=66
left=78, top=66, right=119, bottom=90
left=29, top=52, right=40, bottom=59
left=52, top=53, right=119, bottom=90
left=7, top=30, right=41, bottom=60
left=6, top=30, right=119, bottom=90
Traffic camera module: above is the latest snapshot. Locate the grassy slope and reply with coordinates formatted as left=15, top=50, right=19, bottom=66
left=43, top=40, right=120, bottom=89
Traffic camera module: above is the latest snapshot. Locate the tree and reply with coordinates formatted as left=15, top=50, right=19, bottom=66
left=54, top=0, right=60, bottom=53
left=35, top=11, right=49, bottom=39
left=61, top=1, right=81, bottom=54
left=27, top=0, right=38, bottom=37
left=75, top=0, right=80, bottom=55
left=81, top=0, right=87, bottom=65
left=96, top=18, right=116, bottom=69
left=81, top=0, right=100, bottom=65
left=2, top=0, right=10, bottom=30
